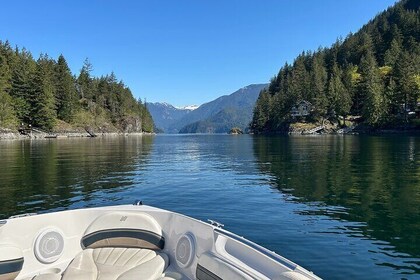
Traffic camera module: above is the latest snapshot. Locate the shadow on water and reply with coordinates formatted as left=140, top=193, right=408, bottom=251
left=253, top=135, right=420, bottom=273
left=0, top=136, right=154, bottom=218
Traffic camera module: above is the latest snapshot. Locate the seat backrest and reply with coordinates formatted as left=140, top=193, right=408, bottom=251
left=81, top=212, right=165, bottom=250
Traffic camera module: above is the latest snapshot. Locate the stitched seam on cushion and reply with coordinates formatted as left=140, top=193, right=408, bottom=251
left=134, top=250, right=154, bottom=266
left=122, top=249, right=140, bottom=266
left=91, top=249, right=99, bottom=280
left=118, top=253, right=162, bottom=280
left=111, top=248, right=128, bottom=266
left=103, top=248, right=115, bottom=265
left=117, top=250, right=145, bottom=278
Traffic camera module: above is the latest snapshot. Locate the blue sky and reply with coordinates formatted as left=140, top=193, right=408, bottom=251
left=0, top=0, right=396, bottom=107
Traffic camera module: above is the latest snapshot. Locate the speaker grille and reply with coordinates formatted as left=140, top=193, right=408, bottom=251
left=175, top=233, right=195, bottom=268
left=34, top=228, right=64, bottom=264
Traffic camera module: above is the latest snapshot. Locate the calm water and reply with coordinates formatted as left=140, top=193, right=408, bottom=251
left=0, top=135, right=419, bottom=279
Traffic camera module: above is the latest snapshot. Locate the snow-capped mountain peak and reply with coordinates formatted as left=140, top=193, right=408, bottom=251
left=181, top=105, right=199, bottom=111
left=174, top=105, right=199, bottom=111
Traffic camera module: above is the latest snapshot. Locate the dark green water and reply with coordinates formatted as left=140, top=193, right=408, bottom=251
left=0, top=135, right=419, bottom=279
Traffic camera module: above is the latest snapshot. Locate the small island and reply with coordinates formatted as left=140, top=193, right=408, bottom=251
left=229, top=127, right=243, bottom=135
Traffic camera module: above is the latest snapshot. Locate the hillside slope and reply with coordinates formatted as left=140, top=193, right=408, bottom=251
left=174, top=83, right=268, bottom=133
left=0, top=42, right=154, bottom=132
left=251, top=0, right=420, bottom=133
left=147, top=102, right=195, bottom=133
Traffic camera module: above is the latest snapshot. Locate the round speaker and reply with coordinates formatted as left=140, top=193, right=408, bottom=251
left=34, top=228, right=64, bottom=264
left=175, top=233, right=195, bottom=268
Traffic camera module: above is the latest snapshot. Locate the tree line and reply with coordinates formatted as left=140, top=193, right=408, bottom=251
left=0, top=42, right=153, bottom=132
left=251, top=0, right=420, bottom=133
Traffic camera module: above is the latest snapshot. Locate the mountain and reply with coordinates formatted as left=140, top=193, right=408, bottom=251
left=178, top=105, right=199, bottom=110
left=251, top=0, right=420, bottom=133
left=179, top=107, right=253, bottom=133
left=174, top=83, right=268, bottom=133
left=147, top=102, right=196, bottom=133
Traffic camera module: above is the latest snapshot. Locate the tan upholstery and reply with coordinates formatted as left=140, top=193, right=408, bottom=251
left=61, top=248, right=168, bottom=280
left=0, top=271, right=20, bottom=280
left=28, top=274, right=62, bottom=280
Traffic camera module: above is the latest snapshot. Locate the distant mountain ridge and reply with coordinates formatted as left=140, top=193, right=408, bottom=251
left=176, top=83, right=268, bottom=133
left=147, top=84, right=268, bottom=133
left=147, top=102, right=195, bottom=133
left=168, top=83, right=267, bottom=133
left=148, top=83, right=268, bottom=133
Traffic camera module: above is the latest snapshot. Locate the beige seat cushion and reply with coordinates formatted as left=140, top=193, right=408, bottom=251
left=29, top=274, right=62, bottom=280
left=61, top=248, right=168, bottom=280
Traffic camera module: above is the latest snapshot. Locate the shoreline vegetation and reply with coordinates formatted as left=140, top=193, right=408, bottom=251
left=0, top=126, right=154, bottom=140
left=250, top=0, right=420, bottom=135
left=0, top=42, right=154, bottom=136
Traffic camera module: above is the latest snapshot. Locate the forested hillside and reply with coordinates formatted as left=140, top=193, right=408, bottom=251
left=179, top=107, right=252, bottom=133
left=0, top=42, right=153, bottom=133
left=251, top=0, right=420, bottom=133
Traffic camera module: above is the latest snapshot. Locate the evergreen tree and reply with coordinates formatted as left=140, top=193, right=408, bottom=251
left=77, top=58, right=94, bottom=100
left=10, top=48, right=36, bottom=123
left=0, top=54, right=11, bottom=94
left=290, top=54, right=309, bottom=101
left=250, top=90, right=272, bottom=132
left=394, top=51, right=419, bottom=122
left=310, top=53, right=328, bottom=117
left=384, top=39, right=402, bottom=68
left=359, top=50, right=384, bottom=126
left=327, top=63, right=351, bottom=119
left=384, top=77, right=397, bottom=120
left=0, top=54, right=17, bottom=127
left=55, top=55, right=77, bottom=122
left=30, top=55, right=57, bottom=130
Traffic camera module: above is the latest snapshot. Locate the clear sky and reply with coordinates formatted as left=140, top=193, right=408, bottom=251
left=0, top=0, right=397, bottom=107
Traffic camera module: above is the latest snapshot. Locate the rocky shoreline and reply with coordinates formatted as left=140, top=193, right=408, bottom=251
left=0, top=128, right=150, bottom=140
left=254, top=121, right=420, bottom=136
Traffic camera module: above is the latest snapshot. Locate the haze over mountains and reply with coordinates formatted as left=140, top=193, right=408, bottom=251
left=146, top=103, right=195, bottom=133
left=148, top=83, right=268, bottom=133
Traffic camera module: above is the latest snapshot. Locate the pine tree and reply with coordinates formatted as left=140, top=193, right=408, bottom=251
left=55, top=55, right=77, bottom=122
left=10, top=48, right=36, bottom=123
left=327, top=63, right=351, bottom=119
left=394, top=51, right=418, bottom=122
left=250, top=90, right=272, bottom=133
left=0, top=54, right=17, bottom=127
left=359, top=50, right=384, bottom=126
left=77, top=58, right=94, bottom=100
left=0, top=54, right=11, bottom=94
left=310, top=53, right=328, bottom=116
left=290, top=54, right=309, bottom=101
left=384, top=77, right=397, bottom=120
left=30, top=55, right=57, bottom=130
left=384, top=39, right=402, bottom=68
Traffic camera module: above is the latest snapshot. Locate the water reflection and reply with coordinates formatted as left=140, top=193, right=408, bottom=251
left=0, top=136, right=154, bottom=217
left=253, top=135, right=420, bottom=273
left=0, top=134, right=419, bottom=278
